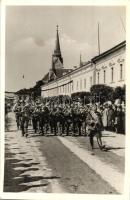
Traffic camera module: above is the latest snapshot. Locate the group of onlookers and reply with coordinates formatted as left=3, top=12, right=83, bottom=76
left=98, top=103, right=125, bottom=134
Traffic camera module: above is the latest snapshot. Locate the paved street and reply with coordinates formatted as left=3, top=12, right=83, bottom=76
left=4, top=112, right=125, bottom=194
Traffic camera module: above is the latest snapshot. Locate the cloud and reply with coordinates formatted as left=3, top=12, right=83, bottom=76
left=33, top=37, right=45, bottom=47
left=59, top=33, right=97, bottom=67
left=13, top=36, right=46, bottom=53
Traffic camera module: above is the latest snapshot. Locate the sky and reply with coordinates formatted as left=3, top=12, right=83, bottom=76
left=5, top=6, right=126, bottom=92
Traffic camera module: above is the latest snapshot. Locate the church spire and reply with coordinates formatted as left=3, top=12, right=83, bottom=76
left=54, top=25, right=61, bottom=55
left=53, top=25, right=63, bottom=65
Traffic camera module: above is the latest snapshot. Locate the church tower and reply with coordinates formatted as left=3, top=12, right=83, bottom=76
left=49, top=25, right=63, bottom=82
left=52, top=25, right=63, bottom=70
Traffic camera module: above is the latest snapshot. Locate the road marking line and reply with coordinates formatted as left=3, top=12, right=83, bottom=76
left=58, top=136, right=124, bottom=193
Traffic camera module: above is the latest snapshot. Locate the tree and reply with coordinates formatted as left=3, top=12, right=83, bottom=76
left=111, top=85, right=126, bottom=102
left=90, top=84, right=114, bottom=103
left=71, top=91, right=91, bottom=104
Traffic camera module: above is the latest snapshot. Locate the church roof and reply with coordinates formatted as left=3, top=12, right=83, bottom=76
left=55, top=68, right=72, bottom=77
left=42, top=72, right=49, bottom=82
left=42, top=68, right=73, bottom=83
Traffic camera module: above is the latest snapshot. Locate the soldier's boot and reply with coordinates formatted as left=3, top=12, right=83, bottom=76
left=54, top=126, right=57, bottom=136
left=17, top=121, right=19, bottom=130
left=60, top=123, right=64, bottom=136
left=90, top=136, right=94, bottom=150
left=42, top=124, right=46, bottom=135
left=45, top=124, right=48, bottom=136
left=50, top=126, right=53, bottom=135
left=78, top=126, right=82, bottom=136
left=66, top=125, right=69, bottom=136
left=84, top=125, right=87, bottom=136
left=73, top=123, right=76, bottom=136
left=21, top=127, right=25, bottom=137
left=97, top=136, right=104, bottom=150
left=41, top=127, right=44, bottom=135
left=34, top=123, right=37, bottom=133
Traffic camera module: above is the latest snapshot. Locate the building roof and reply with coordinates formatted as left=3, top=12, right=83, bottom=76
left=42, top=72, right=50, bottom=82
left=42, top=39, right=125, bottom=86
left=42, top=68, right=73, bottom=83
left=92, top=40, right=126, bottom=63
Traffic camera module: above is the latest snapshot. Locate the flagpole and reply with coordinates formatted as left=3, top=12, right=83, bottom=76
left=98, top=22, right=101, bottom=55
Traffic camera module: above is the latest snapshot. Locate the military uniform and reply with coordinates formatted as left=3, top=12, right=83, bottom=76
left=49, top=108, right=58, bottom=135
left=20, top=105, right=30, bottom=137
left=13, top=103, right=22, bottom=130
left=87, top=107, right=103, bottom=150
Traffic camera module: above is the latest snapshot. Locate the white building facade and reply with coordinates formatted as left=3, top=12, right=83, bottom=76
left=93, top=41, right=125, bottom=88
left=41, top=41, right=126, bottom=98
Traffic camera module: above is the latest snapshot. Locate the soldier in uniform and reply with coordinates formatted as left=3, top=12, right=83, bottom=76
left=20, top=103, right=30, bottom=137
left=87, top=104, right=105, bottom=151
left=13, top=101, right=22, bottom=130
left=57, top=106, right=66, bottom=136
left=64, top=105, right=72, bottom=136
left=39, top=104, right=50, bottom=135
left=71, top=103, right=83, bottom=136
left=49, top=107, right=58, bottom=136
left=32, top=101, right=41, bottom=133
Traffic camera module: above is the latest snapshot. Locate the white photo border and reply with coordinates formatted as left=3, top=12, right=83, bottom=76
left=0, top=0, right=130, bottom=200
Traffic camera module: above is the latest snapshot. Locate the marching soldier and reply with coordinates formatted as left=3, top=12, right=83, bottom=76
left=13, top=101, right=22, bottom=130
left=20, top=103, right=30, bottom=137
left=49, top=107, right=58, bottom=136
left=87, top=105, right=105, bottom=151
left=32, top=102, right=41, bottom=133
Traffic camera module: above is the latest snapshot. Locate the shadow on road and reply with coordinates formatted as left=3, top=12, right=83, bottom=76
left=4, top=152, right=61, bottom=192
left=104, top=146, right=125, bottom=151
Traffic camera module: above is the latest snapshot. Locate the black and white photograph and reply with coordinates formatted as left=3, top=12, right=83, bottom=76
left=0, top=1, right=129, bottom=199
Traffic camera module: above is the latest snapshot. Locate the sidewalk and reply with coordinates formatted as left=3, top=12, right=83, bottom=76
left=101, top=130, right=125, bottom=157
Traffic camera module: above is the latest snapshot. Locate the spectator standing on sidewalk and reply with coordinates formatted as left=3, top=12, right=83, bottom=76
left=102, top=104, right=108, bottom=130
left=114, top=105, right=123, bottom=133
left=107, top=105, right=115, bottom=132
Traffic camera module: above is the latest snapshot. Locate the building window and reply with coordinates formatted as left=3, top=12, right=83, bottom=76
left=68, top=84, right=69, bottom=93
left=120, top=64, right=123, bottom=80
left=77, top=81, right=79, bottom=90
left=90, top=76, right=92, bottom=87
left=80, top=79, right=82, bottom=90
left=104, top=70, right=106, bottom=83
left=64, top=85, right=67, bottom=94
left=84, top=78, right=86, bottom=89
left=71, top=82, right=73, bottom=92
left=111, top=67, right=114, bottom=82
left=97, top=72, right=100, bottom=84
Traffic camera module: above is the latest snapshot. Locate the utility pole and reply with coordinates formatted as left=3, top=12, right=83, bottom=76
left=98, top=22, right=101, bottom=55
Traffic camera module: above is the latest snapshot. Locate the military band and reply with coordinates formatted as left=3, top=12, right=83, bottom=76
left=12, top=97, right=125, bottom=151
